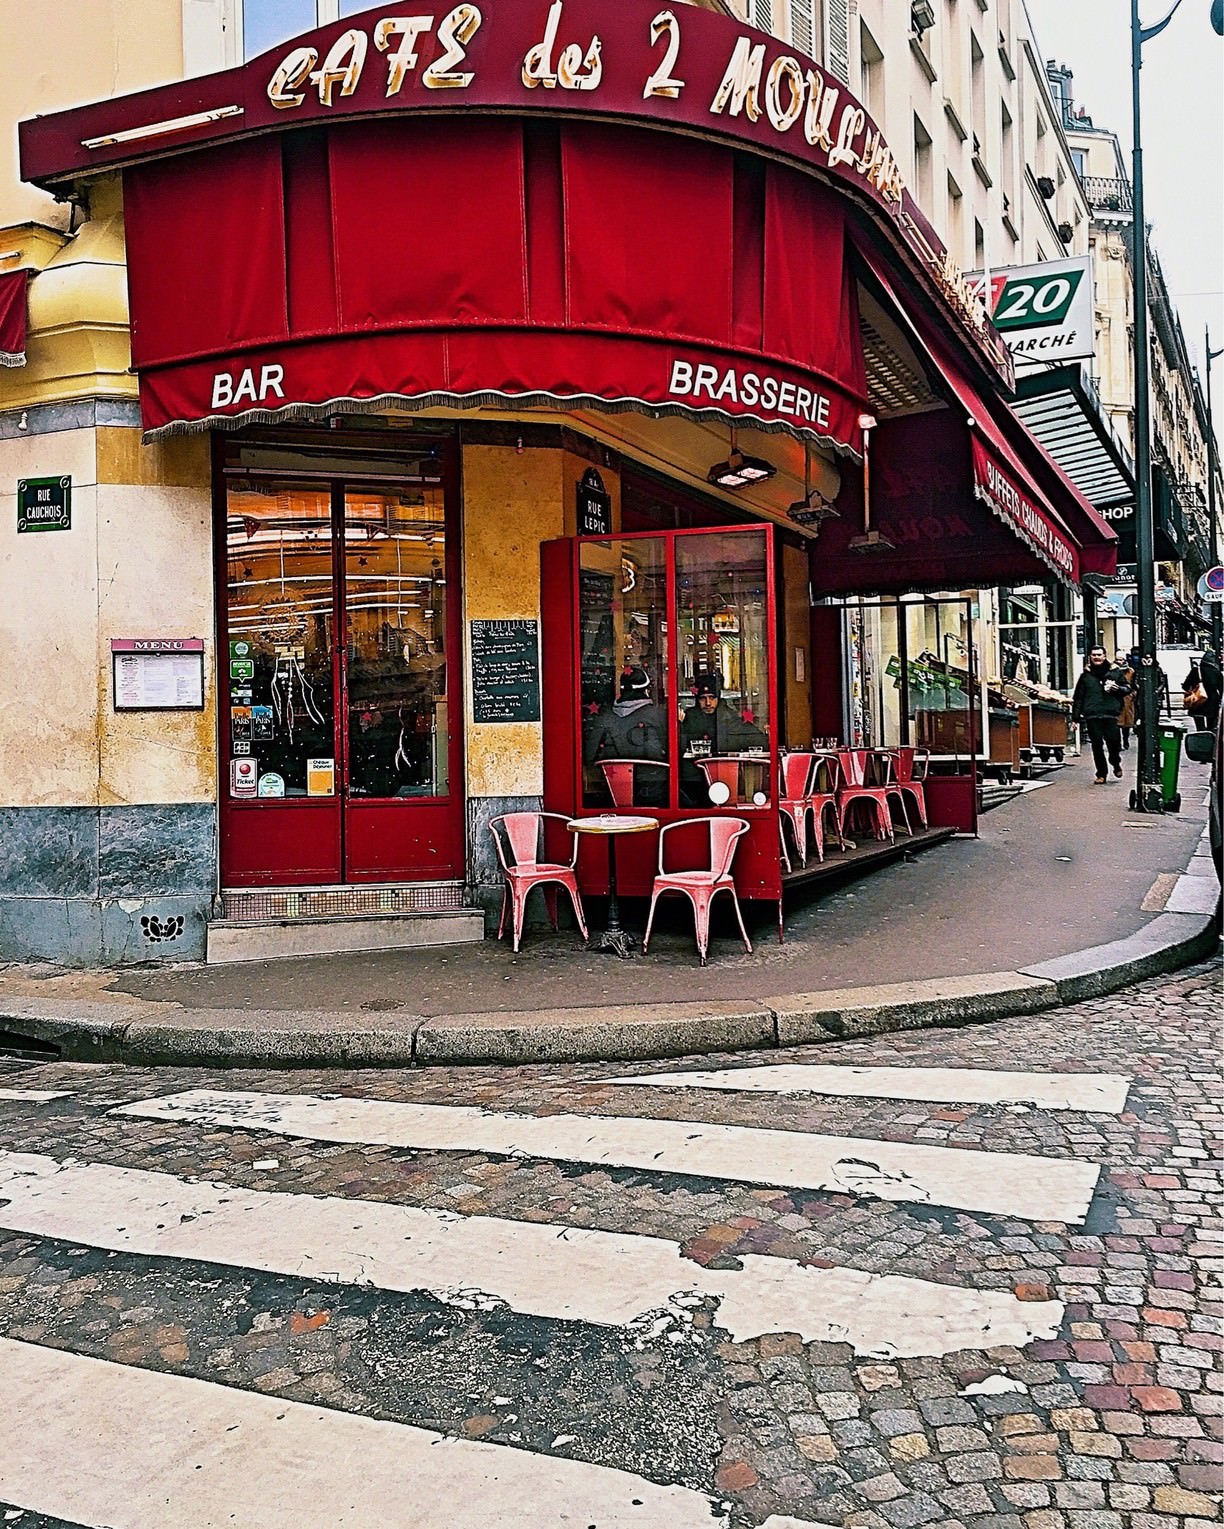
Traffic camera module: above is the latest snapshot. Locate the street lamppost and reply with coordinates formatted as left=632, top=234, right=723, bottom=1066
left=1206, top=327, right=1223, bottom=656
left=1128, top=0, right=1222, bottom=813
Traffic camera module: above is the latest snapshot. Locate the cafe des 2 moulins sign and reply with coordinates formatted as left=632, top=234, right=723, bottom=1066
left=246, top=0, right=1005, bottom=378
left=17, top=475, right=71, bottom=533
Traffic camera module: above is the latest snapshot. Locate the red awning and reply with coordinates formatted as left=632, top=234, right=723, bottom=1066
left=855, top=244, right=1116, bottom=586
left=0, top=270, right=28, bottom=367
left=120, top=118, right=868, bottom=452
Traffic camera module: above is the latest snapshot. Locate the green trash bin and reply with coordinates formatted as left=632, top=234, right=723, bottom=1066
left=1157, top=721, right=1185, bottom=812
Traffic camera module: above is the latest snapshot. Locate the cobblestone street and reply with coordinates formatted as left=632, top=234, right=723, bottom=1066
left=0, top=957, right=1219, bottom=1528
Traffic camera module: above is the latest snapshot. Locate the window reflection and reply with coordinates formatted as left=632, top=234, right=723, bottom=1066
left=225, top=481, right=335, bottom=797
left=580, top=539, right=670, bottom=807
left=677, top=532, right=770, bottom=806
left=344, top=486, right=449, bottom=799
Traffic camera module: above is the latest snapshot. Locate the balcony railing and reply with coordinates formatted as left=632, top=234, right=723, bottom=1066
left=1082, top=176, right=1133, bottom=218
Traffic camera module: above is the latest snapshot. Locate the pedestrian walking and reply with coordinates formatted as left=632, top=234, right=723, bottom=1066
left=1198, top=648, right=1221, bottom=732
left=1071, top=646, right=1132, bottom=784
left=1114, top=650, right=1136, bottom=749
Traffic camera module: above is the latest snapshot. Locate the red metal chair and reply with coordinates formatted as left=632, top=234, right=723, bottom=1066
left=695, top=756, right=742, bottom=804
left=808, top=751, right=850, bottom=860
left=890, top=746, right=930, bottom=829
left=488, top=812, right=589, bottom=954
left=643, top=817, right=752, bottom=965
left=779, top=751, right=818, bottom=866
left=599, top=758, right=670, bottom=807
left=836, top=749, right=896, bottom=842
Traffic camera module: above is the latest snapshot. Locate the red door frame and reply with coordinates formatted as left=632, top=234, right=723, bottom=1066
left=214, top=430, right=466, bottom=888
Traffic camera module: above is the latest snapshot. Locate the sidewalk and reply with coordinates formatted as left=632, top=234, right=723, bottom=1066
left=1, top=755, right=1217, bottom=1068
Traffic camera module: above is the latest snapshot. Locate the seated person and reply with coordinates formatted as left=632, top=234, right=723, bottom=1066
left=582, top=666, right=669, bottom=805
left=680, top=672, right=767, bottom=803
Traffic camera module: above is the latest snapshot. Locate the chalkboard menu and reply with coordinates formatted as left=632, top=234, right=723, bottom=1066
left=470, top=619, right=541, bottom=723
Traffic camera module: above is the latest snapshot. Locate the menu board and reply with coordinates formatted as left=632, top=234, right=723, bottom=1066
left=111, top=639, right=205, bottom=711
left=470, top=619, right=540, bottom=724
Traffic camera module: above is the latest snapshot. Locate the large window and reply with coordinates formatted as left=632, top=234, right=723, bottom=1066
left=577, top=527, right=775, bottom=811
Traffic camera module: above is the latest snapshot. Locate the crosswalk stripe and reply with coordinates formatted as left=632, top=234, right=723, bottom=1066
left=0, top=1090, right=71, bottom=1103
left=599, top=1065, right=1131, bottom=1113
left=0, top=1151, right=1063, bottom=1357
left=115, top=1089, right=1101, bottom=1225
left=0, top=1338, right=717, bottom=1528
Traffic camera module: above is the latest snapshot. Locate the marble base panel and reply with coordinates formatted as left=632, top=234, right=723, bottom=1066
left=0, top=804, right=215, bottom=966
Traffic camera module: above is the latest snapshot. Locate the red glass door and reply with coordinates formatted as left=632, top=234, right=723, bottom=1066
left=218, top=448, right=464, bottom=887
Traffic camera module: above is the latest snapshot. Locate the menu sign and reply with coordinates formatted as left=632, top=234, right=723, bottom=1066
left=112, top=638, right=206, bottom=711
left=470, top=619, right=541, bottom=723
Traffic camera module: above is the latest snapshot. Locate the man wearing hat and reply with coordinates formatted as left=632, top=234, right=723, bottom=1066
left=582, top=666, right=669, bottom=803
left=680, top=672, right=766, bottom=803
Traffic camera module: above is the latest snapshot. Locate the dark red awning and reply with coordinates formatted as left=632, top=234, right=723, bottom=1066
left=121, top=118, right=868, bottom=452
left=854, top=246, right=1117, bottom=587
left=0, top=270, right=28, bottom=367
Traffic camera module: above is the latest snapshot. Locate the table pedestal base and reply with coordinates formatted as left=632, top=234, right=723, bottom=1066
left=596, top=927, right=638, bottom=958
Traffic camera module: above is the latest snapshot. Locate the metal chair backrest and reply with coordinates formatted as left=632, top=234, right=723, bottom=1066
left=490, top=811, right=577, bottom=871
left=838, top=748, right=869, bottom=787
left=780, top=751, right=816, bottom=799
left=657, top=816, right=749, bottom=878
left=811, top=751, right=842, bottom=794
left=599, top=758, right=669, bottom=807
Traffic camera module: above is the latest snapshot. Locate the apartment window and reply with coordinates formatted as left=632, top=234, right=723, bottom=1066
left=751, top=0, right=774, bottom=33
left=790, top=0, right=817, bottom=55
left=974, top=218, right=985, bottom=270
left=1000, top=100, right=1015, bottom=208
left=1070, top=147, right=1087, bottom=178
left=944, top=0, right=965, bottom=102
left=970, top=31, right=986, bottom=150
left=241, top=0, right=371, bottom=59
left=861, top=23, right=885, bottom=122
left=914, top=115, right=934, bottom=213
left=947, top=172, right=965, bottom=259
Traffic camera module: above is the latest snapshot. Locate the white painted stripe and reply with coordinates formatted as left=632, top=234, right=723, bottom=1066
left=0, top=1337, right=716, bottom=1528
left=114, top=1089, right=1101, bottom=1224
left=0, top=1089, right=70, bottom=1103
left=0, top=1151, right=1063, bottom=1357
left=602, top=1065, right=1131, bottom=1113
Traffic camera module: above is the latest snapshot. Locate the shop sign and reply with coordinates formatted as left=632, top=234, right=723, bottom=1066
left=245, top=0, right=999, bottom=374
left=17, top=476, right=71, bottom=533
left=577, top=467, right=611, bottom=537
left=967, top=257, right=1093, bottom=364
left=970, top=440, right=1077, bottom=581
left=111, top=637, right=206, bottom=711
left=470, top=619, right=541, bottom=723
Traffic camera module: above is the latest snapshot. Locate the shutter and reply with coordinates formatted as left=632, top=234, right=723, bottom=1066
left=789, top=0, right=816, bottom=55
left=823, top=0, right=851, bottom=85
left=751, top=0, right=774, bottom=34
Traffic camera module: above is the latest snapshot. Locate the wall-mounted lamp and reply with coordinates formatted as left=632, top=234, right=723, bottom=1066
left=708, top=427, right=776, bottom=489
left=787, top=442, right=839, bottom=527
left=848, top=413, right=894, bottom=551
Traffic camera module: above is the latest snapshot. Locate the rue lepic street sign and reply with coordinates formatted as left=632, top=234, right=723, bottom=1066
left=1197, top=566, right=1224, bottom=603
left=17, top=475, right=71, bottom=533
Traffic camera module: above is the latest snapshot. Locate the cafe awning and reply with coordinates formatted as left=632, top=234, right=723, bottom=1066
left=0, top=269, right=27, bottom=367
left=1011, top=364, right=1135, bottom=512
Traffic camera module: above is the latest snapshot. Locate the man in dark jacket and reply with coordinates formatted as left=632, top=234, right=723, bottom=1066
left=1071, top=646, right=1132, bottom=783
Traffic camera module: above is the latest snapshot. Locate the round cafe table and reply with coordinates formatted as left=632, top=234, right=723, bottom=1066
left=566, top=813, right=658, bottom=958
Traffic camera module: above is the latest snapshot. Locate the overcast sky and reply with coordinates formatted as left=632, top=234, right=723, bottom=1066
left=1024, top=0, right=1224, bottom=389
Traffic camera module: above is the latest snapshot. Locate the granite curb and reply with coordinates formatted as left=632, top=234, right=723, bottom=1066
left=0, top=909, right=1216, bottom=1069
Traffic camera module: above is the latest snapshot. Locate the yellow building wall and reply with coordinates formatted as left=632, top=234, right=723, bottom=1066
left=0, top=427, right=214, bottom=809
left=460, top=442, right=619, bottom=799
left=0, top=0, right=183, bottom=230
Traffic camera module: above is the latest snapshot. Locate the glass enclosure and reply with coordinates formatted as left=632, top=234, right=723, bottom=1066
left=997, top=584, right=1075, bottom=694
left=577, top=526, right=775, bottom=810
left=841, top=595, right=982, bottom=758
